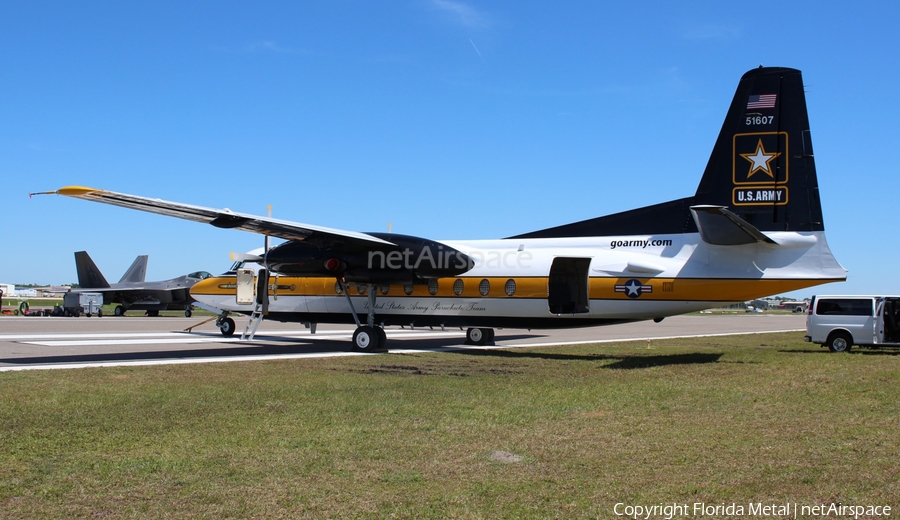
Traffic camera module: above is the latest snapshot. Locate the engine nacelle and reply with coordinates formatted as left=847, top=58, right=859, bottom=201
left=263, top=233, right=473, bottom=283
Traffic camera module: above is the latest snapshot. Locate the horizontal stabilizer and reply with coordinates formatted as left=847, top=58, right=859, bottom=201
left=690, top=205, right=776, bottom=246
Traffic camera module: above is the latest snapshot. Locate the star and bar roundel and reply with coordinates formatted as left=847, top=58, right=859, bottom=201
left=615, top=279, right=652, bottom=298
left=732, top=131, right=789, bottom=206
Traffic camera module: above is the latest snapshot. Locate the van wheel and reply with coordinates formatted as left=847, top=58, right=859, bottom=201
left=827, top=332, right=852, bottom=353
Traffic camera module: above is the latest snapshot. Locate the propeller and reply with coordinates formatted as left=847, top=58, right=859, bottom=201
left=229, top=251, right=264, bottom=263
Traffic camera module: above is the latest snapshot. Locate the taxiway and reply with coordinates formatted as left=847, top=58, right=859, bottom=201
left=0, top=313, right=805, bottom=371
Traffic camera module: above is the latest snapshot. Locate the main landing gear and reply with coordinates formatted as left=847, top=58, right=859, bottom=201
left=340, top=280, right=388, bottom=353
left=338, top=279, right=497, bottom=351
left=465, top=327, right=495, bottom=346
left=351, top=325, right=387, bottom=352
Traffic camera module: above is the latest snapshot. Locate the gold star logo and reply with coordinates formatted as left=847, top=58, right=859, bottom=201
left=740, top=139, right=781, bottom=179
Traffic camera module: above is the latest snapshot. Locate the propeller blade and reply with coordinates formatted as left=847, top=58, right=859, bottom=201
left=230, top=252, right=264, bottom=263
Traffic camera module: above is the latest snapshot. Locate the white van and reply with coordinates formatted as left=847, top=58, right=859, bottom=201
left=804, top=295, right=900, bottom=352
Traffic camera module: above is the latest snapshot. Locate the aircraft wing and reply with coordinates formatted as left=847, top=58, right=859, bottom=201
left=35, top=186, right=396, bottom=247
left=76, top=286, right=148, bottom=292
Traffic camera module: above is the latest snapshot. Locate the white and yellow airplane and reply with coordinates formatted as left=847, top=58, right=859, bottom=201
left=34, top=66, right=846, bottom=351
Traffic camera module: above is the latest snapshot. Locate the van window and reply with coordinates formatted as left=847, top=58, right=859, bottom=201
left=815, top=298, right=873, bottom=316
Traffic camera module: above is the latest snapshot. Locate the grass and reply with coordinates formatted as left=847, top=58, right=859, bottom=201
left=1, top=333, right=898, bottom=518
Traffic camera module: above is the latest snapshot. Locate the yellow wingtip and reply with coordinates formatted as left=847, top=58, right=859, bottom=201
left=56, top=186, right=104, bottom=197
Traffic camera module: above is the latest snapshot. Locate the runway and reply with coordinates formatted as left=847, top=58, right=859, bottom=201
left=0, top=313, right=807, bottom=371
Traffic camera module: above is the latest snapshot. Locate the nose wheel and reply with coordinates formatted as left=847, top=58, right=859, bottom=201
left=217, top=316, right=236, bottom=337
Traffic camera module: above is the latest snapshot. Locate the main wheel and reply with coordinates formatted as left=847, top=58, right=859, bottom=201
left=466, top=327, right=494, bottom=346
left=352, top=326, right=382, bottom=352
left=219, top=317, right=236, bottom=337
left=827, top=332, right=852, bottom=352
left=114, top=305, right=125, bottom=316
left=184, top=308, right=192, bottom=318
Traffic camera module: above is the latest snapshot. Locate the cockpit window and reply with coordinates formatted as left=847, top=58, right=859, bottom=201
left=188, top=271, right=213, bottom=280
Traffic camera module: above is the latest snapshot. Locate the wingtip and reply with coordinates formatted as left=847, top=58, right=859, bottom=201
left=29, top=186, right=104, bottom=199
left=56, top=186, right=104, bottom=197
left=28, top=189, right=60, bottom=198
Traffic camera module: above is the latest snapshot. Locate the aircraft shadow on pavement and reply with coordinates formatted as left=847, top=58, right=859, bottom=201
left=448, top=348, right=723, bottom=369
left=0, top=333, right=540, bottom=366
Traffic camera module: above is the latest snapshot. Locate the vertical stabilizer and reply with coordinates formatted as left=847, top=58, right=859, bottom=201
left=510, top=67, right=826, bottom=240
left=118, top=255, right=148, bottom=283
left=693, top=66, right=823, bottom=232
left=74, top=251, right=111, bottom=289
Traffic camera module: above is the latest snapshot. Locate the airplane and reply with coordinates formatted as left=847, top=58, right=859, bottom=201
left=71, top=250, right=213, bottom=317
left=33, top=66, right=846, bottom=349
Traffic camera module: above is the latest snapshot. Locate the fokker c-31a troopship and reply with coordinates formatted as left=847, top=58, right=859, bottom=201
left=35, top=66, right=847, bottom=351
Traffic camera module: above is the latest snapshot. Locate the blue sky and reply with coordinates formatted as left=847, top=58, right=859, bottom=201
left=3, top=1, right=898, bottom=299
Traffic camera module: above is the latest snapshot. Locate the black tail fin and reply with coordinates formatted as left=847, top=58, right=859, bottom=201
left=510, top=66, right=823, bottom=240
left=118, top=255, right=148, bottom=283
left=693, top=66, right=823, bottom=232
left=74, top=251, right=111, bottom=289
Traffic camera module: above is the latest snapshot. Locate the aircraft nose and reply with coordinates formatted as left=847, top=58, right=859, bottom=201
left=189, top=276, right=223, bottom=297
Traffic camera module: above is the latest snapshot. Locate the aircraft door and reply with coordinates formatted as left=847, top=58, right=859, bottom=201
left=235, top=268, right=255, bottom=305
left=548, top=257, right=591, bottom=314
left=256, top=269, right=269, bottom=313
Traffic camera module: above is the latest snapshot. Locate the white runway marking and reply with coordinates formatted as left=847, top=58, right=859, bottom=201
left=1, top=329, right=466, bottom=346
left=0, top=328, right=406, bottom=340
left=0, top=351, right=377, bottom=371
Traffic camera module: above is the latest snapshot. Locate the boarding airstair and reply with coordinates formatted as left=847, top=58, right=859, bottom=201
left=240, top=269, right=269, bottom=341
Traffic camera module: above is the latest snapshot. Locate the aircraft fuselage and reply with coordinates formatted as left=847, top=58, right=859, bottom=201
left=190, top=229, right=844, bottom=329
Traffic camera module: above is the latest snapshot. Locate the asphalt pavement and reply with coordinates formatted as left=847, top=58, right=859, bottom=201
left=0, top=313, right=807, bottom=371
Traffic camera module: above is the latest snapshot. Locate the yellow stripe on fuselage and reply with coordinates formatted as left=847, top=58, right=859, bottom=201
left=192, top=275, right=840, bottom=303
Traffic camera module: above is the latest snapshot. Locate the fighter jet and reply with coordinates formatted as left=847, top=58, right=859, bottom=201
left=72, top=251, right=211, bottom=316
